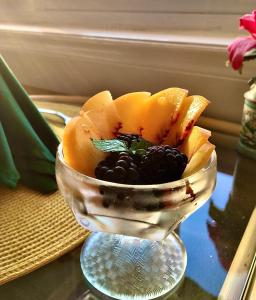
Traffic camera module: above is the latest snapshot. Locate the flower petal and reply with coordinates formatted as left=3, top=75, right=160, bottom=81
left=240, top=10, right=256, bottom=37
left=228, top=36, right=256, bottom=70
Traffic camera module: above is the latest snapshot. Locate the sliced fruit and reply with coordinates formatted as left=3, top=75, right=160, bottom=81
left=174, top=95, right=209, bottom=146
left=85, top=101, right=121, bottom=139
left=163, top=96, right=194, bottom=145
left=80, top=91, right=113, bottom=114
left=63, top=116, right=106, bottom=176
left=179, top=126, right=211, bottom=160
left=81, top=113, right=101, bottom=135
left=182, top=141, right=215, bottom=178
left=141, top=88, right=188, bottom=143
left=85, top=109, right=112, bottom=139
left=63, top=88, right=214, bottom=181
left=114, top=92, right=151, bottom=134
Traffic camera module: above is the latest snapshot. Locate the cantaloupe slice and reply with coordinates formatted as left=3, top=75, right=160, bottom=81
left=114, top=92, right=151, bottom=134
left=84, top=101, right=122, bottom=139
left=182, top=141, right=215, bottom=178
left=174, top=95, right=209, bottom=146
left=63, top=116, right=106, bottom=176
left=141, top=88, right=188, bottom=143
left=163, top=96, right=193, bottom=146
left=80, top=90, right=113, bottom=114
left=85, top=109, right=111, bottom=139
left=179, top=126, right=211, bottom=160
left=80, top=91, right=121, bottom=139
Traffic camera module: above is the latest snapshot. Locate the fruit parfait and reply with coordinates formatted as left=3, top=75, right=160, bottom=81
left=56, top=88, right=217, bottom=300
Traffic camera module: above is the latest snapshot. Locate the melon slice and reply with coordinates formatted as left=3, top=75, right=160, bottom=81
left=84, top=102, right=122, bottom=139
left=114, top=92, right=151, bottom=134
left=80, top=91, right=121, bottom=139
left=179, top=126, right=211, bottom=160
left=174, top=95, right=209, bottom=146
left=163, top=96, right=194, bottom=146
left=182, top=141, right=215, bottom=178
left=84, top=109, right=110, bottom=139
left=63, top=116, right=106, bottom=176
left=141, top=88, right=188, bottom=143
left=80, top=90, right=113, bottom=114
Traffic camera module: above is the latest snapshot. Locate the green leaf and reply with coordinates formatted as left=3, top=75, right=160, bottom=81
left=92, top=139, right=128, bottom=152
left=130, top=139, right=153, bottom=155
left=134, top=149, right=147, bottom=155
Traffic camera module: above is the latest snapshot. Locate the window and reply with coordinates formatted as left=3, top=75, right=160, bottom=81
left=0, top=0, right=255, bottom=131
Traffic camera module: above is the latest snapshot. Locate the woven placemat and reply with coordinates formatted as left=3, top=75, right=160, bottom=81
left=0, top=185, right=89, bottom=285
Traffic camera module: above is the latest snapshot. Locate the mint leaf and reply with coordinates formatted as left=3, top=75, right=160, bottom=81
left=92, top=139, right=128, bottom=152
left=134, top=148, right=147, bottom=155
left=130, top=139, right=153, bottom=155
left=92, top=137, right=153, bottom=155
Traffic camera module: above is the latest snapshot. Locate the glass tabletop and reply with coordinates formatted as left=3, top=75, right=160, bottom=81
left=0, top=100, right=255, bottom=300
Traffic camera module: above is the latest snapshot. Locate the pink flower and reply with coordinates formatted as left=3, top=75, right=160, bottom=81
left=227, top=10, right=256, bottom=70
left=228, top=36, right=256, bottom=70
left=240, top=10, right=256, bottom=37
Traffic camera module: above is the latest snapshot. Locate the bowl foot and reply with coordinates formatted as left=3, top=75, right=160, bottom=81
left=80, top=232, right=187, bottom=300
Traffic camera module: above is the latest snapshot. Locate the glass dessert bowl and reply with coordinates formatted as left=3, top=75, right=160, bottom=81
left=56, top=143, right=217, bottom=300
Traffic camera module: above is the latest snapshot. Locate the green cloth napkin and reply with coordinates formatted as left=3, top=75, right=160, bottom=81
left=0, top=122, right=20, bottom=188
left=0, top=56, right=59, bottom=193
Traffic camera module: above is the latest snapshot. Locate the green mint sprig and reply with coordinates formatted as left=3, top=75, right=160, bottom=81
left=92, top=139, right=128, bottom=152
left=92, top=138, right=153, bottom=155
left=129, top=140, right=152, bottom=155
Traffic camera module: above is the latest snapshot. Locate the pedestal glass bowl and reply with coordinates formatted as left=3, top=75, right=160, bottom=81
left=56, top=143, right=217, bottom=300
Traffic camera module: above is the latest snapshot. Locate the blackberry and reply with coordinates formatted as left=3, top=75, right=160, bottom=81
left=116, top=134, right=142, bottom=147
left=95, top=152, right=140, bottom=184
left=139, top=145, right=188, bottom=184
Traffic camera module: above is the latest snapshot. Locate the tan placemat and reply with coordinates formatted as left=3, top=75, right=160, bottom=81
left=0, top=185, right=89, bottom=285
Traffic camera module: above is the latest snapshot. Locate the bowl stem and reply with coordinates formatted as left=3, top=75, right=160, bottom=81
left=80, top=232, right=187, bottom=300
